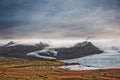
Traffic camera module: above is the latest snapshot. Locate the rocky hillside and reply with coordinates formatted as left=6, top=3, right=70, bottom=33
left=56, top=41, right=103, bottom=60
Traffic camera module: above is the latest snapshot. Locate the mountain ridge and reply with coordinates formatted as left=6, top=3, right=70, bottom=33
left=0, top=41, right=103, bottom=60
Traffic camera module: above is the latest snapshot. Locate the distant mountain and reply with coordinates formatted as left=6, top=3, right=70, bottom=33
left=0, top=41, right=49, bottom=59
left=27, top=41, right=103, bottom=60
left=111, top=46, right=119, bottom=51
left=55, top=41, right=103, bottom=60
left=4, top=41, right=15, bottom=47
left=0, top=41, right=103, bottom=60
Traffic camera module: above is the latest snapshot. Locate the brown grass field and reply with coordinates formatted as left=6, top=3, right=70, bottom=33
left=0, top=57, right=120, bottom=80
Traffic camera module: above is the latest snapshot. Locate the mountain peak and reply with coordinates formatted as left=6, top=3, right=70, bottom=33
left=5, top=41, right=15, bottom=47
left=74, top=41, right=89, bottom=47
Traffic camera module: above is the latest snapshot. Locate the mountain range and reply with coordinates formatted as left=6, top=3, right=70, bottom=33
left=0, top=41, right=103, bottom=60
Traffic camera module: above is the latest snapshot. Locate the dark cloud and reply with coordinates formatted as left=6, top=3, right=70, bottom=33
left=0, top=0, right=120, bottom=39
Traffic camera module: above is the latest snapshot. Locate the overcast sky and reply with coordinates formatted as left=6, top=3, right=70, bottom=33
left=0, top=0, right=120, bottom=40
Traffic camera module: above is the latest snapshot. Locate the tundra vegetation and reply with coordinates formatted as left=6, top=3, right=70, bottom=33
left=0, top=57, right=120, bottom=80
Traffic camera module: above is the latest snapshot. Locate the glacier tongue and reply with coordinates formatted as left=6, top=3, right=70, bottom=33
left=59, top=65, right=100, bottom=70
left=27, top=47, right=57, bottom=60
left=60, top=50, right=120, bottom=70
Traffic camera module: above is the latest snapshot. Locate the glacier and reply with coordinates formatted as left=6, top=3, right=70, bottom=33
left=60, top=50, right=120, bottom=70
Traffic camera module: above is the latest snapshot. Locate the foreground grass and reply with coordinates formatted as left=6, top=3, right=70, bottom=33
left=0, top=57, right=120, bottom=80
left=0, top=57, right=66, bottom=69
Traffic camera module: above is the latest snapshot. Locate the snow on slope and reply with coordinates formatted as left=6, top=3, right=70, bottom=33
left=27, top=47, right=57, bottom=60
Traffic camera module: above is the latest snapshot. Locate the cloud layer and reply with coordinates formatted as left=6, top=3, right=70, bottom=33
left=0, top=0, right=120, bottom=39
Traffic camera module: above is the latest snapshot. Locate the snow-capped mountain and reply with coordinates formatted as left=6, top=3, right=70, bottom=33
left=0, top=41, right=49, bottom=59
left=55, top=41, right=103, bottom=60
left=0, top=41, right=102, bottom=60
